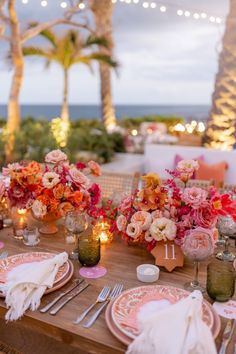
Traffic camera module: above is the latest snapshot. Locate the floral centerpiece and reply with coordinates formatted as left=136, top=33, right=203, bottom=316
left=115, top=159, right=236, bottom=273
left=3, top=150, right=102, bottom=234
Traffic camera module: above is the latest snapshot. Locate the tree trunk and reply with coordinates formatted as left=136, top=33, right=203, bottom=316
left=6, top=0, right=24, bottom=162
left=60, top=69, right=69, bottom=123
left=90, top=0, right=117, bottom=130
left=204, top=0, right=236, bottom=150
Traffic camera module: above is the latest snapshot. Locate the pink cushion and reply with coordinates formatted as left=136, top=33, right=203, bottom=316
left=195, top=160, right=228, bottom=187
left=174, top=154, right=205, bottom=179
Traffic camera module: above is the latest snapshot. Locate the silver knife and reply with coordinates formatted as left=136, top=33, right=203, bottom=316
left=219, top=319, right=236, bottom=354
left=40, top=278, right=84, bottom=313
left=49, top=283, right=90, bottom=316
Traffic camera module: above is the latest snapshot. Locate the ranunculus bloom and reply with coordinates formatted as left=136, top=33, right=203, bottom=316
left=192, top=205, right=217, bottom=229
left=88, top=161, right=101, bottom=177
left=182, top=187, right=207, bottom=209
left=150, top=217, right=177, bottom=241
left=126, top=222, right=142, bottom=239
left=69, top=191, right=84, bottom=206
left=131, top=211, right=152, bottom=231
left=68, top=168, right=89, bottom=189
left=142, top=173, right=160, bottom=190
left=45, top=150, right=68, bottom=164
left=42, top=172, right=60, bottom=189
left=116, top=215, right=127, bottom=232
left=182, top=227, right=215, bottom=261
left=32, top=200, right=47, bottom=218
left=53, top=184, right=71, bottom=200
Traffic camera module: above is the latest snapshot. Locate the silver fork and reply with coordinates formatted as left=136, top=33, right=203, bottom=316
left=83, top=283, right=123, bottom=328
left=73, top=286, right=110, bottom=324
left=0, top=251, right=8, bottom=259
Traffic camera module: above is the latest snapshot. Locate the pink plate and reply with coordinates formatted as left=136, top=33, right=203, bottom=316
left=105, top=297, right=221, bottom=346
left=0, top=252, right=70, bottom=285
left=111, top=285, right=215, bottom=340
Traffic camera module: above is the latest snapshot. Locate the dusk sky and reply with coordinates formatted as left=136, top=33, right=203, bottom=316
left=0, top=0, right=229, bottom=105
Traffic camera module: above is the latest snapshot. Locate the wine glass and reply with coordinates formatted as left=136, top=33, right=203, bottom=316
left=182, top=229, right=215, bottom=292
left=65, top=211, right=89, bottom=260
left=216, top=215, right=236, bottom=262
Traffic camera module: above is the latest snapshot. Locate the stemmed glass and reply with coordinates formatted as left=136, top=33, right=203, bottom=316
left=216, top=215, right=236, bottom=262
left=182, top=229, right=215, bottom=292
left=65, top=210, right=89, bottom=260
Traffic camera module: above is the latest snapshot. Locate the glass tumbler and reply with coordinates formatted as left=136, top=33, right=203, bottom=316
left=78, top=234, right=100, bottom=267
left=207, top=260, right=235, bottom=302
left=23, top=227, right=40, bottom=246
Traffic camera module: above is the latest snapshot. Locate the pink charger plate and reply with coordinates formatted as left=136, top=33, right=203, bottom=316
left=0, top=252, right=73, bottom=296
left=111, top=285, right=221, bottom=340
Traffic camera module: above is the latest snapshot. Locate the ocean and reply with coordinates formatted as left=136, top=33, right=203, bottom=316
left=0, top=104, right=210, bottom=122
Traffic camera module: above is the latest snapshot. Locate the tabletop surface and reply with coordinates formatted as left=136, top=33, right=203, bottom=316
left=0, top=225, right=235, bottom=354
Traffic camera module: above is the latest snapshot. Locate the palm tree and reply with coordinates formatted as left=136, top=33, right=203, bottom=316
left=23, top=29, right=117, bottom=123
left=204, top=0, right=236, bottom=150
left=90, top=0, right=117, bottom=130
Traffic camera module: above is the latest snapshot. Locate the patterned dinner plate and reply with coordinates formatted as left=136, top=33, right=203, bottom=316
left=111, top=285, right=215, bottom=340
left=0, top=252, right=70, bottom=285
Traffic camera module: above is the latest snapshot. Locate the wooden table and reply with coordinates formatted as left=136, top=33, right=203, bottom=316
left=0, top=226, right=235, bottom=354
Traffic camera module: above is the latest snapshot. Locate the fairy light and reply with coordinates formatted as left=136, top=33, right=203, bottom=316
left=78, top=2, right=85, bottom=9
left=160, top=5, right=166, bottom=12
left=201, top=12, right=207, bottom=19
left=112, top=0, right=117, bottom=2
left=60, top=1, right=67, bottom=8
left=184, top=10, right=191, bottom=17
left=142, top=2, right=149, bottom=8
left=133, top=0, right=139, bottom=3
left=150, top=2, right=156, bottom=9
left=22, top=0, right=28, bottom=4
left=216, top=17, right=222, bottom=24
left=193, top=13, right=200, bottom=19
left=41, top=0, right=47, bottom=6
left=177, top=9, right=183, bottom=16
left=209, top=16, right=216, bottom=23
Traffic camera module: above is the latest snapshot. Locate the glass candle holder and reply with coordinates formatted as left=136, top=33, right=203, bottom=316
left=93, top=220, right=113, bottom=245
left=207, top=260, right=235, bottom=302
left=23, top=227, right=40, bottom=246
left=13, top=219, right=27, bottom=240
left=78, top=234, right=100, bottom=267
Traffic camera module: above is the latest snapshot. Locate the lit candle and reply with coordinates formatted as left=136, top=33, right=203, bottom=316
left=17, top=209, right=27, bottom=215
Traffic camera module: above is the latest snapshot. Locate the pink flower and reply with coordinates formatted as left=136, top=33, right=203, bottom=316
left=88, top=161, right=101, bottom=176
left=192, top=205, right=217, bottom=229
left=182, top=187, right=207, bottom=209
left=68, top=168, right=89, bottom=189
left=2, top=163, right=22, bottom=176
left=182, top=227, right=215, bottom=261
left=176, top=159, right=199, bottom=182
left=126, top=222, right=142, bottom=239
left=150, top=217, right=177, bottom=241
left=151, top=210, right=163, bottom=220
left=119, top=195, right=134, bottom=215
left=42, top=172, right=60, bottom=189
left=45, top=150, right=68, bottom=164
left=131, top=211, right=152, bottom=231
left=117, top=215, right=128, bottom=232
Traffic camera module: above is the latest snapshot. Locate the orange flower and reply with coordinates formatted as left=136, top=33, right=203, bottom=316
left=69, top=190, right=83, bottom=205
left=59, top=202, right=74, bottom=216
left=142, top=173, right=160, bottom=190
left=134, top=187, right=167, bottom=211
left=23, top=161, right=42, bottom=177
left=53, top=184, right=66, bottom=200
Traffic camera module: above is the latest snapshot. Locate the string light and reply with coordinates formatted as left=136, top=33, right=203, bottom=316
left=20, top=0, right=224, bottom=26
left=60, top=1, right=67, bottom=8
left=41, top=0, right=47, bottom=7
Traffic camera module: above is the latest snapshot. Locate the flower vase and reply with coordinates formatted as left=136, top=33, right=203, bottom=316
left=151, top=240, right=184, bottom=272
left=32, top=211, right=61, bottom=235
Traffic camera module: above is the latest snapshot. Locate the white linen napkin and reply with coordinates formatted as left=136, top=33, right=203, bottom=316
left=127, top=290, right=217, bottom=354
left=0, top=252, right=68, bottom=321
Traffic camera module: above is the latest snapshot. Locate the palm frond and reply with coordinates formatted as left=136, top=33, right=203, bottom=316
left=22, top=46, right=49, bottom=57
left=83, top=35, right=110, bottom=49
left=39, top=28, right=57, bottom=48
left=85, top=53, right=118, bottom=68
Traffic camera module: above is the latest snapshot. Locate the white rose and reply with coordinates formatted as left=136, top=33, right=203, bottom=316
left=45, top=150, right=68, bottom=164
left=42, top=172, right=60, bottom=189
left=150, top=217, right=177, bottom=241
left=32, top=200, right=47, bottom=218
left=126, top=223, right=142, bottom=239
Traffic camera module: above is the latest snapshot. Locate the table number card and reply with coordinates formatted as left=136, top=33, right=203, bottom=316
left=151, top=240, right=184, bottom=272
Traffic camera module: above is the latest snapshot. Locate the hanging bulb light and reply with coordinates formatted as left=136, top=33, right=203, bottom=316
left=177, top=9, right=183, bottom=16
left=142, top=2, right=149, bottom=8
left=22, top=0, right=28, bottom=4
left=201, top=12, right=207, bottom=19
left=60, top=1, right=67, bottom=8
left=78, top=2, right=85, bottom=9
left=193, top=13, right=200, bottom=19
left=184, top=10, right=191, bottom=17
left=150, top=2, right=156, bottom=9
left=41, top=0, right=47, bottom=7
left=160, top=5, right=166, bottom=12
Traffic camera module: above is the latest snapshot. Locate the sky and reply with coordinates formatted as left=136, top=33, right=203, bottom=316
left=0, top=0, right=229, bottom=105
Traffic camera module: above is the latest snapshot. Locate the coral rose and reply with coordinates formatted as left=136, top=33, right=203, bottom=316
left=126, top=223, right=142, bottom=239
left=131, top=211, right=152, bottom=231
left=59, top=202, right=74, bottom=216
left=88, top=161, right=101, bottom=176
left=69, top=191, right=83, bottom=205
left=150, top=217, right=177, bottom=241
left=45, top=150, right=68, bottom=164
left=116, top=215, right=127, bottom=232
left=192, top=205, right=217, bottom=229
left=68, top=168, right=89, bottom=189
left=182, top=227, right=215, bottom=261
